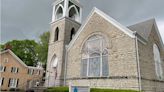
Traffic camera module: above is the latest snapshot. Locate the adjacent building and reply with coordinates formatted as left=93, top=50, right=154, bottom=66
left=45, top=0, right=164, bottom=92
left=0, top=50, right=43, bottom=91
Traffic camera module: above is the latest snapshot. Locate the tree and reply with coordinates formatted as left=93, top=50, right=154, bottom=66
left=0, top=44, right=4, bottom=51
left=36, top=31, right=50, bottom=68
left=4, top=40, right=38, bottom=66
left=1, top=31, right=50, bottom=67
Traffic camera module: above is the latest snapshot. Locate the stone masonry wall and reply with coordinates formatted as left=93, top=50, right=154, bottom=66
left=45, top=18, right=81, bottom=87
left=66, top=12, right=140, bottom=90
left=138, top=24, right=164, bottom=92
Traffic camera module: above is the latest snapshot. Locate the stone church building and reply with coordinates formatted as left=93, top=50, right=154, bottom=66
left=45, top=0, right=164, bottom=91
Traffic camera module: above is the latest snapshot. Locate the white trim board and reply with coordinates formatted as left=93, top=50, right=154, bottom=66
left=67, top=7, right=135, bottom=50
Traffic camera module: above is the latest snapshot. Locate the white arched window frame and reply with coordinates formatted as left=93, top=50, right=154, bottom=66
left=51, top=55, right=58, bottom=68
left=68, top=5, right=80, bottom=22
left=81, top=35, right=109, bottom=77
left=55, top=4, right=64, bottom=20
left=153, top=44, right=163, bottom=80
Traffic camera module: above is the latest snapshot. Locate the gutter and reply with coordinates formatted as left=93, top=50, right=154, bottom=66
left=64, top=45, right=68, bottom=86
left=134, top=31, right=142, bottom=91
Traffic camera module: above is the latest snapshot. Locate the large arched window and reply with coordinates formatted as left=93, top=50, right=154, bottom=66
left=54, top=27, right=59, bottom=42
left=55, top=5, right=63, bottom=20
left=153, top=44, right=163, bottom=80
left=81, top=35, right=109, bottom=77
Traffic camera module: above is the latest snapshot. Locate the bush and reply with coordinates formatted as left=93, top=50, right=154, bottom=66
left=44, top=87, right=69, bottom=92
left=9, top=88, right=24, bottom=91
left=91, top=88, right=139, bottom=92
left=26, top=89, right=35, bottom=92
left=0, top=89, right=7, bottom=91
left=44, top=87, right=139, bottom=92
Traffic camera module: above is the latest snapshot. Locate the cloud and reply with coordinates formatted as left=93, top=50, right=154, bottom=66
left=1, top=0, right=54, bottom=43
left=157, top=21, right=164, bottom=43
left=1, top=0, right=164, bottom=44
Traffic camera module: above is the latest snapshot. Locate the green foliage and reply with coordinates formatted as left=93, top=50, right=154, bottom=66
left=44, top=87, right=139, bottom=92
left=44, top=87, right=69, bottom=92
left=91, top=88, right=139, bottom=92
left=1, top=31, right=50, bottom=67
left=4, top=40, right=38, bottom=66
left=0, top=44, right=4, bottom=51
left=36, top=31, right=50, bottom=67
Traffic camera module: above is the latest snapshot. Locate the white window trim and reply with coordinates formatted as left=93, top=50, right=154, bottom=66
left=0, top=66, right=5, bottom=72
left=4, top=58, right=8, bottom=63
left=9, top=78, right=18, bottom=88
left=11, top=67, right=18, bottom=73
left=153, top=44, right=163, bottom=80
left=81, top=35, right=109, bottom=78
left=84, top=55, right=108, bottom=78
left=28, top=69, right=34, bottom=75
left=54, top=4, right=64, bottom=21
left=0, top=77, right=3, bottom=86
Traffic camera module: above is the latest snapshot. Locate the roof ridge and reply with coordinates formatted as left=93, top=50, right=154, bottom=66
left=127, top=18, right=155, bottom=27
left=67, top=7, right=135, bottom=50
left=1, top=49, right=43, bottom=69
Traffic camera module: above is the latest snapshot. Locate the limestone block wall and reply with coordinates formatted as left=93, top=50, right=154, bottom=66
left=45, top=18, right=81, bottom=86
left=138, top=25, right=164, bottom=92
left=66, top=13, right=139, bottom=90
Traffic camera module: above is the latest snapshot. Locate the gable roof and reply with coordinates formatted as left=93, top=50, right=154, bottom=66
left=128, top=19, right=155, bottom=41
left=67, top=7, right=135, bottom=50
left=128, top=19, right=164, bottom=50
left=0, top=49, right=43, bottom=69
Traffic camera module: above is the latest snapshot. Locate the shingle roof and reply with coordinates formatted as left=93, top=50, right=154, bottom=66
left=128, top=18, right=164, bottom=50
left=127, top=18, right=155, bottom=41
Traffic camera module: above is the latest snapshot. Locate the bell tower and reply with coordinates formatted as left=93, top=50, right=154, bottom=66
left=45, top=0, right=82, bottom=87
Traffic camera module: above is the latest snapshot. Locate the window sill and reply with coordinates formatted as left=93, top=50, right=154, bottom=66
left=81, top=76, right=109, bottom=79
left=67, top=76, right=138, bottom=80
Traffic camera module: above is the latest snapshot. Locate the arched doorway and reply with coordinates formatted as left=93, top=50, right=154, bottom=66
left=48, top=55, right=58, bottom=87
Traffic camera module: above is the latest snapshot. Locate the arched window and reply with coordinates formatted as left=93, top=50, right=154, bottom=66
left=54, top=27, right=59, bottom=42
left=55, top=6, right=63, bottom=20
left=70, top=28, right=75, bottom=41
left=153, top=44, right=163, bottom=80
left=68, top=6, right=79, bottom=21
left=51, top=55, right=58, bottom=68
left=81, top=35, right=109, bottom=77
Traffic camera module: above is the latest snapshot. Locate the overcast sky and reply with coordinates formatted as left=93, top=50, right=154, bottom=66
left=1, top=0, right=164, bottom=44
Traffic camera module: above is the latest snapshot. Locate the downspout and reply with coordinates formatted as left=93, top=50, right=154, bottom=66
left=64, top=45, right=68, bottom=86
left=134, top=31, right=142, bottom=91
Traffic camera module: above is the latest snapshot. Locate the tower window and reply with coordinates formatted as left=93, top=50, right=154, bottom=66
left=54, top=27, right=59, bottom=42
left=55, top=6, right=63, bottom=20
left=68, top=5, right=79, bottom=21
left=70, top=28, right=75, bottom=41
